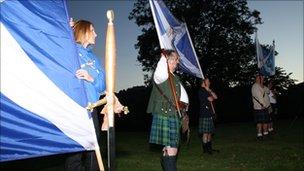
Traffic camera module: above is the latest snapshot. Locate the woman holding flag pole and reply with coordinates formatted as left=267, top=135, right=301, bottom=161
left=66, top=19, right=106, bottom=171
left=68, top=15, right=125, bottom=171
left=64, top=19, right=104, bottom=171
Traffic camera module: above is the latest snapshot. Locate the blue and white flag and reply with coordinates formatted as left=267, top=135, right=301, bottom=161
left=255, top=33, right=275, bottom=76
left=149, top=0, right=204, bottom=78
left=0, top=0, right=97, bottom=162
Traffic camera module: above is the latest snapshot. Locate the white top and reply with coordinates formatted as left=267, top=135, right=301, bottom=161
left=251, top=83, right=270, bottom=110
left=269, top=90, right=277, bottom=104
left=154, top=56, right=189, bottom=104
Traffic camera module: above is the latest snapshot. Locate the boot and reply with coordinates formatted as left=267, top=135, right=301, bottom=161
left=202, top=142, right=208, bottom=153
left=162, top=156, right=177, bottom=171
left=206, top=142, right=213, bottom=155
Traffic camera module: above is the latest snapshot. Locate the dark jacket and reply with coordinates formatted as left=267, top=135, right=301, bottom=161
left=198, top=88, right=213, bottom=118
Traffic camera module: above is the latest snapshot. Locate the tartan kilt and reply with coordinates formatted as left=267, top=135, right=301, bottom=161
left=254, top=109, right=270, bottom=123
left=149, top=113, right=181, bottom=148
left=198, top=117, right=214, bottom=134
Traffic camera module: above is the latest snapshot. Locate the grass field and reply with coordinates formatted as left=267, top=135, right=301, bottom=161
left=115, top=118, right=303, bottom=171
left=1, top=118, right=303, bottom=171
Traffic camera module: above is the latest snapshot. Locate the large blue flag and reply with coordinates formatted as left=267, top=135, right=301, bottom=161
left=0, top=0, right=98, bottom=161
left=149, top=0, right=204, bottom=78
left=255, top=33, right=275, bottom=76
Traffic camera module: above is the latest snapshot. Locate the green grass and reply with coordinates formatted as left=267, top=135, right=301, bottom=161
left=1, top=119, right=303, bottom=171
left=115, top=119, right=303, bottom=171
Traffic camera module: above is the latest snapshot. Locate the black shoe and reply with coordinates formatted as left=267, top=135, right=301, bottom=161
left=257, top=136, right=263, bottom=141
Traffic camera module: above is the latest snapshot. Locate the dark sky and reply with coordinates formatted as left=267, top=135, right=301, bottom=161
left=68, top=1, right=303, bottom=91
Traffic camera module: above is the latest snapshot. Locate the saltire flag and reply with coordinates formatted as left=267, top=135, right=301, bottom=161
left=255, top=33, right=275, bottom=76
left=149, top=0, right=204, bottom=78
left=0, top=0, right=98, bottom=162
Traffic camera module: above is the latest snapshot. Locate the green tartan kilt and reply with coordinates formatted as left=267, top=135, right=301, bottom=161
left=198, top=117, right=214, bottom=134
left=254, top=109, right=270, bottom=123
left=149, top=113, right=181, bottom=148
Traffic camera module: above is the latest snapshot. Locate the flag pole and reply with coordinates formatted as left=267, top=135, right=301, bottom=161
left=94, top=145, right=105, bottom=171
left=105, top=10, right=116, bottom=171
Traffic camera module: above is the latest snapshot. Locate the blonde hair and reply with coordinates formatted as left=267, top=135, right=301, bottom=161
left=168, top=52, right=179, bottom=61
left=73, top=20, right=93, bottom=44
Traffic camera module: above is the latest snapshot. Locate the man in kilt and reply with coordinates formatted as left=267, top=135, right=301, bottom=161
left=147, top=49, right=189, bottom=171
left=198, top=78, right=218, bottom=155
left=251, top=75, right=271, bottom=140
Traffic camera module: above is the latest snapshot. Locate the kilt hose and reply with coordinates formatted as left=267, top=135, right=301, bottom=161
left=149, top=113, right=181, bottom=148
left=198, top=117, right=214, bottom=134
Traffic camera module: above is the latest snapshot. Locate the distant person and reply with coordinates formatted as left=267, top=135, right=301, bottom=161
left=267, top=81, right=278, bottom=133
left=147, top=49, right=189, bottom=171
left=251, top=75, right=271, bottom=140
left=198, top=78, right=218, bottom=154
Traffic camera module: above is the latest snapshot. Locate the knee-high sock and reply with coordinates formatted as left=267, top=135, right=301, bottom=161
left=201, top=141, right=207, bottom=153
left=162, top=156, right=177, bottom=171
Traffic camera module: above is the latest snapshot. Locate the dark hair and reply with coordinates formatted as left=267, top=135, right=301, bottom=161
left=201, top=78, right=209, bottom=84
left=255, top=74, right=263, bottom=80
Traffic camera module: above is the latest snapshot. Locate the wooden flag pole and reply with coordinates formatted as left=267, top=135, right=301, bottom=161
left=105, top=10, right=116, bottom=171
left=94, top=145, right=105, bottom=171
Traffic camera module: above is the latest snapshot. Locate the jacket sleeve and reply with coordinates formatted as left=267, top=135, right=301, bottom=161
left=92, top=58, right=106, bottom=93
left=198, top=89, right=210, bottom=105
left=154, top=56, right=169, bottom=84
left=92, top=68, right=106, bottom=93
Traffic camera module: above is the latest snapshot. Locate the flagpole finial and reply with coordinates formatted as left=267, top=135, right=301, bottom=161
left=107, top=10, right=114, bottom=24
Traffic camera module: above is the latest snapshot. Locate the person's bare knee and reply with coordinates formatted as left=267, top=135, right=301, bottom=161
left=163, top=147, right=178, bottom=156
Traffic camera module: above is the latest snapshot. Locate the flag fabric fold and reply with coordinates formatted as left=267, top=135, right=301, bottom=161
left=149, top=0, right=204, bottom=78
left=1, top=0, right=97, bottom=162
left=255, top=33, right=275, bottom=76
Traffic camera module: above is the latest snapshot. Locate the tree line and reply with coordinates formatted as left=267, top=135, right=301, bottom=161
left=109, top=0, right=302, bottom=131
